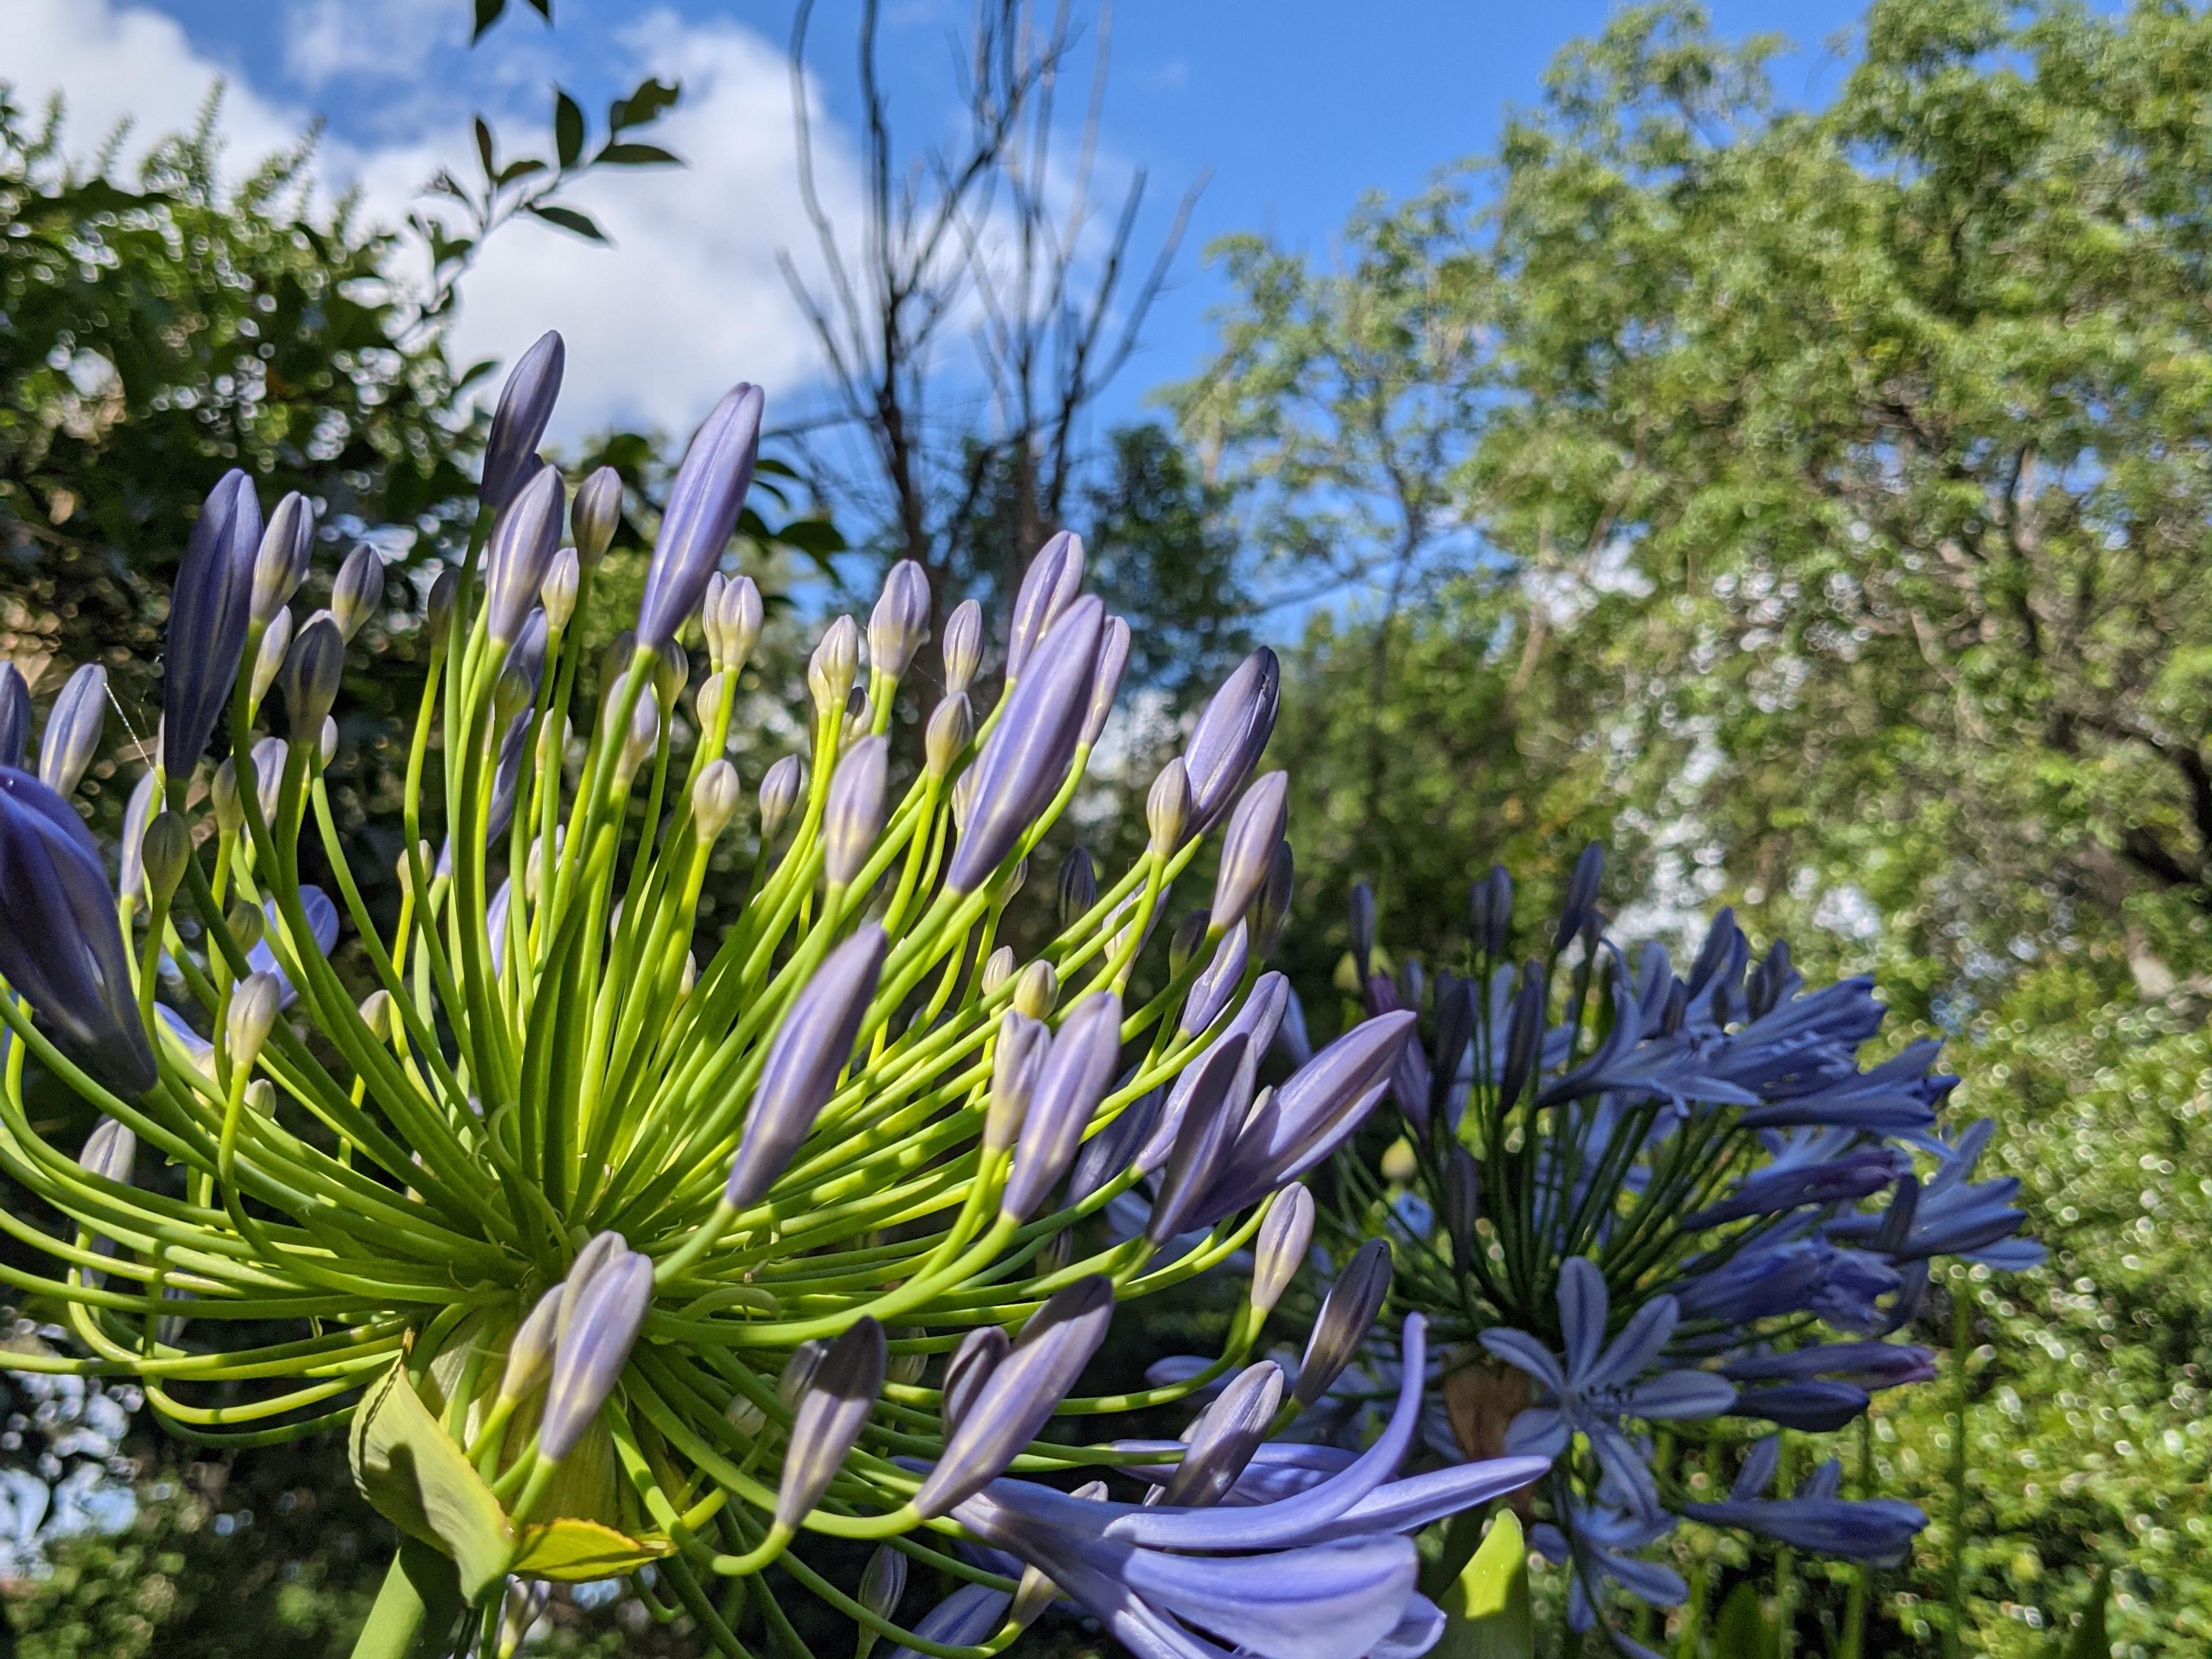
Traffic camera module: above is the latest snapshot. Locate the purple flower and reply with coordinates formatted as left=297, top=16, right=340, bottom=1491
left=1688, top=1146, right=1911, bottom=1228
left=946, top=597, right=1104, bottom=895
left=638, top=384, right=766, bottom=649
left=540, top=1247, right=652, bottom=1460
left=885, top=1583, right=1011, bottom=1659
left=725, top=927, right=888, bottom=1209
left=37, top=664, right=107, bottom=799
left=1532, top=1501, right=1683, bottom=1634
left=1682, top=1436, right=1925, bottom=1564
left=1006, top=532, right=1085, bottom=680
left=1200, top=1011, right=1416, bottom=1217
left=162, top=469, right=262, bottom=792
left=1831, top=1120, right=2041, bottom=1268
left=245, top=886, right=340, bottom=1009
left=1146, top=1035, right=1252, bottom=1243
left=1731, top=1380, right=1870, bottom=1432
left=1479, top=1259, right=1735, bottom=1518
left=480, top=331, right=565, bottom=511
left=0, top=768, right=156, bottom=1093
left=1001, top=991, right=1123, bottom=1221
left=1181, top=650, right=1279, bottom=834
left=0, top=664, right=29, bottom=772
left=1720, top=1340, right=1937, bottom=1391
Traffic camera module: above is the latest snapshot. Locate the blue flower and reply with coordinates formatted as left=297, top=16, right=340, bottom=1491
left=1682, top=1435, right=1925, bottom=1564
left=1531, top=1501, right=1684, bottom=1633
left=1831, top=1120, right=2042, bottom=1267
left=1478, top=1259, right=1736, bottom=1517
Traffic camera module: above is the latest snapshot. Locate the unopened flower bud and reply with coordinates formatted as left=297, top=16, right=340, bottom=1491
left=249, top=609, right=293, bottom=713
left=482, top=332, right=564, bottom=512
left=841, top=688, right=873, bottom=749
left=778, top=1339, right=828, bottom=1407
left=318, top=716, right=338, bottom=769
left=117, top=771, right=159, bottom=903
left=249, top=735, right=289, bottom=825
left=1253, top=839, right=1296, bottom=957
left=1001, top=994, right=1122, bottom=1221
left=654, top=639, right=688, bottom=709
left=823, top=736, right=888, bottom=887
left=775, top=1316, right=885, bottom=1527
left=539, top=547, right=579, bottom=634
left=1056, top=846, right=1096, bottom=930
left=1295, top=1238, right=1393, bottom=1407
left=1012, top=960, right=1058, bottom=1020
left=541, top=1248, right=652, bottom=1461
left=571, top=464, right=622, bottom=567
left=940, top=599, right=983, bottom=694
left=211, top=757, right=243, bottom=838
left=856, top=1545, right=907, bottom=1659
left=980, top=945, right=1017, bottom=998
left=758, top=755, right=805, bottom=846
left=1211, top=772, right=1287, bottom=931
left=1251, top=1183, right=1314, bottom=1318
left=703, top=573, right=763, bottom=674
left=140, top=810, right=192, bottom=909
left=359, top=988, right=396, bottom=1044
left=924, top=692, right=973, bottom=778
left=224, top=897, right=264, bottom=953
left=37, top=663, right=107, bottom=798
left=326, top=542, right=384, bottom=642
left=808, top=616, right=860, bottom=722
left=1555, top=842, right=1604, bottom=953
left=251, top=491, right=314, bottom=627
left=485, top=467, right=566, bottom=646
left=0, top=662, right=28, bottom=772
left=244, top=1077, right=275, bottom=1119
left=1080, top=616, right=1130, bottom=748
left=726, top=1395, right=767, bottom=1438
left=940, top=1325, right=1009, bottom=1433
left=1168, top=910, right=1208, bottom=979
left=868, top=560, right=930, bottom=683
left=226, top=971, right=282, bottom=1070
left=693, top=759, right=742, bottom=844
left=1006, top=532, right=1084, bottom=681
left=281, top=612, right=345, bottom=744
left=1146, top=756, right=1191, bottom=855
left=614, top=696, right=660, bottom=786
left=983, top=1011, right=1048, bottom=1153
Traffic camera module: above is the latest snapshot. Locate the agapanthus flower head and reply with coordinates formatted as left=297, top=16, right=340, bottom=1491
left=0, top=389, right=1382, bottom=1657
left=1313, top=852, right=2038, bottom=1649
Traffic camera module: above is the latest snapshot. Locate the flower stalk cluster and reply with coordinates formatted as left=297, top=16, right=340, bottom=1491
left=1302, top=850, right=2040, bottom=1654
left=0, top=337, right=1536, bottom=1658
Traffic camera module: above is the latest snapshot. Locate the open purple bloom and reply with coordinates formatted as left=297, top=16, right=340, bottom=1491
left=1479, top=1259, right=1735, bottom=1518
left=1830, top=1119, right=2041, bottom=1267
left=1532, top=1501, right=1683, bottom=1634
left=1683, top=1435, right=1925, bottom=1564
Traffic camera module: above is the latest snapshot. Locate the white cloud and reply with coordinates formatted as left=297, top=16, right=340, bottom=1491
left=283, top=0, right=461, bottom=93
left=6, top=0, right=862, bottom=444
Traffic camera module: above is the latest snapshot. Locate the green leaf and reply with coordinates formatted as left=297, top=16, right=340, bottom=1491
left=1431, top=1510, right=1533, bottom=1659
left=524, top=0, right=552, bottom=16
left=609, top=77, right=681, bottom=134
left=349, top=1362, right=514, bottom=1603
left=473, top=118, right=496, bottom=180
left=1712, top=1582, right=1777, bottom=1659
left=553, top=89, right=585, bottom=172
left=471, top=0, right=506, bottom=42
left=593, top=142, right=681, bottom=168
left=524, top=202, right=607, bottom=243
left=2055, top=1569, right=2108, bottom=1659
left=495, top=158, right=548, bottom=188
left=510, top=1517, right=673, bottom=1581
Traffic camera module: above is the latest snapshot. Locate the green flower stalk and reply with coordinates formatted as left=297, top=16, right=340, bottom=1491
left=0, top=340, right=1397, bottom=1658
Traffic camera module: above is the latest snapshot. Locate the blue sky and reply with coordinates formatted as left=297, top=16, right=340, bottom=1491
left=12, top=0, right=1869, bottom=440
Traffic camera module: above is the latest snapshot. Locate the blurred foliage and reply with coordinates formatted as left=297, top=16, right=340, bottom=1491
left=1180, top=1, right=2212, bottom=1654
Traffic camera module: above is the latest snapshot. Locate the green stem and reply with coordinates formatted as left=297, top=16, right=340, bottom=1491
left=349, top=1540, right=465, bottom=1659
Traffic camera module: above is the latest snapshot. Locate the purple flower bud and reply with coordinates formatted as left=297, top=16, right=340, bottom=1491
left=37, top=664, right=106, bottom=798
left=1180, top=923, right=1248, bottom=1039
left=480, top=331, right=565, bottom=512
left=945, top=597, right=1104, bottom=895
left=941, top=1324, right=1012, bottom=1434
left=1499, top=969, right=1545, bottom=1105
left=703, top=573, right=763, bottom=674
left=1554, top=842, right=1604, bottom=952
left=1163, top=1359, right=1282, bottom=1506
left=825, top=736, right=889, bottom=888
left=571, top=464, right=622, bottom=567
left=558, top=1230, right=633, bottom=1335
left=1296, top=1238, right=1393, bottom=1406
left=922, top=692, right=973, bottom=779
left=639, top=384, right=764, bottom=649
left=1056, top=847, right=1097, bottom=930
left=888, top=1584, right=1010, bottom=1659
left=499, top=1285, right=563, bottom=1404
left=744, top=763, right=801, bottom=857
left=0, top=767, right=156, bottom=1094
left=250, top=491, right=314, bottom=627
left=913, top=1277, right=1112, bottom=1517
left=1252, top=840, right=1295, bottom=957
left=331, top=543, right=385, bottom=642
left=116, top=772, right=160, bottom=904
left=869, top=560, right=931, bottom=682
left=1251, top=1183, right=1314, bottom=1317
left=0, top=664, right=28, bottom=771
left=725, top=927, right=888, bottom=1209
left=1443, top=1145, right=1480, bottom=1263
left=1146, top=756, right=1191, bottom=855
left=1210, top=772, right=1287, bottom=931
left=1182, top=648, right=1278, bottom=834
left=776, top=1316, right=885, bottom=1527
left=1006, top=532, right=1084, bottom=681
left=1429, top=974, right=1475, bottom=1119
left=1168, top=910, right=1209, bottom=980
left=163, top=469, right=261, bottom=792
left=484, top=466, right=566, bottom=645
left=1000, top=992, right=1123, bottom=1221
left=79, top=1115, right=136, bottom=1185
left=1147, top=1034, right=1251, bottom=1243
left=859, top=1543, right=907, bottom=1634
left=1470, top=864, right=1513, bottom=958
left=941, top=600, right=984, bottom=694
left=280, top=612, right=345, bottom=744
left=1080, top=616, right=1130, bottom=748
left=1733, top=1380, right=1870, bottom=1433
left=1066, top=1089, right=1160, bottom=1206
left=1203, top=1010, right=1416, bottom=1217
left=540, top=1248, right=653, bottom=1460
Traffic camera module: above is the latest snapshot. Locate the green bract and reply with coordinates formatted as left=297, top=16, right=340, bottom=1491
left=0, top=357, right=1306, bottom=1656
